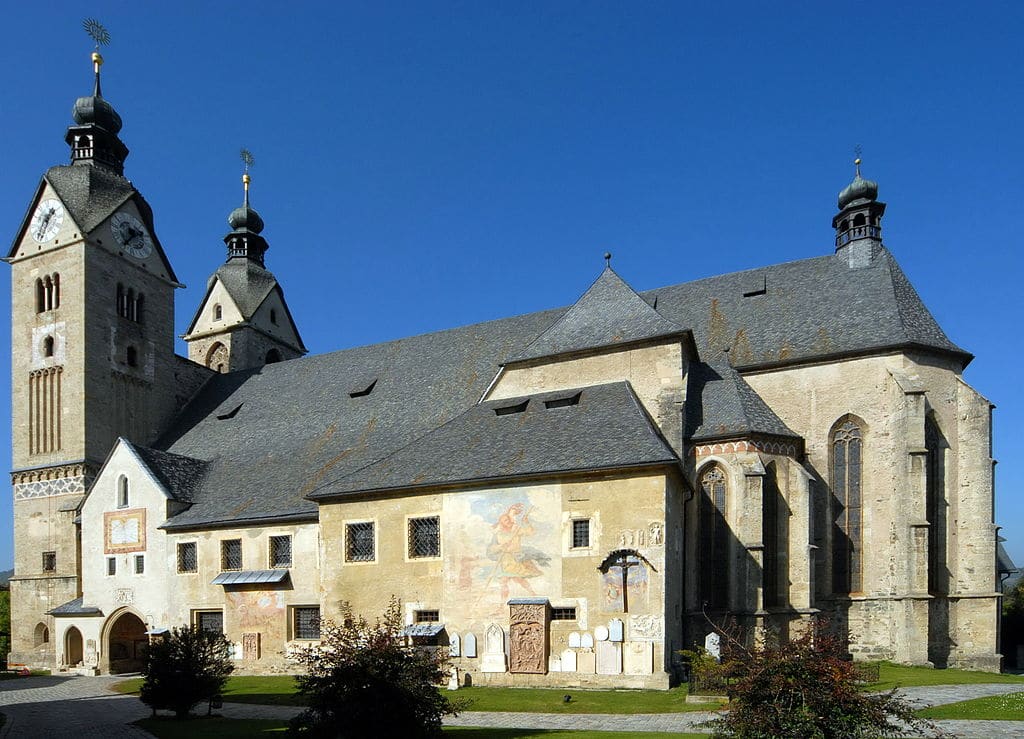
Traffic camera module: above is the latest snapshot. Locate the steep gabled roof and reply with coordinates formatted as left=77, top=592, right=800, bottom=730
left=126, top=441, right=208, bottom=503
left=312, top=382, right=678, bottom=499
left=509, top=266, right=687, bottom=363
left=685, top=362, right=800, bottom=441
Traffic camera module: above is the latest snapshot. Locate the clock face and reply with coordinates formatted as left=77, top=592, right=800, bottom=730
left=30, top=198, right=65, bottom=243
left=111, top=212, right=154, bottom=259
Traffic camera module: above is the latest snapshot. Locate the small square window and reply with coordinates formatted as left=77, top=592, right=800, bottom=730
left=346, top=522, right=375, bottom=562
left=42, top=551, right=56, bottom=573
left=551, top=607, right=577, bottom=621
left=221, top=539, right=242, bottom=571
left=294, top=606, right=321, bottom=640
left=178, top=542, right=197, bottom=573
left=572, top=519, right=591, bottom=549
left=414, top=609, right=440, bottom=623
left=408, top=516, right=440, bottom=558
left=134, top=554, right=145, bottom=574
left=270, top=535, right=292, bottom=568
left=196, top=610, right=224, bottom=634
left=106, top=557, right=116, bottom=576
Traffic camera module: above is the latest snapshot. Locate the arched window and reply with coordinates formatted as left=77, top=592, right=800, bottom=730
left=839, top=219, right=848, bottom=233
left=133, top=293, right=144, bottom=323
left=117, top=475, right=129, bottom=509
left=116, top=283, right=126, bottom=318
left=35, top=278, right=45, bottom=313
left=52, top=274, right=60, bottom=309
left=852, top=213, right=866, bottom=228
left=925, top=415, right=945, bottom=594
left=206, top=342, right=228, bottom=373
left=126, top=346, right=138, bottom=367
left=214, top=304, right=222, bottom=321
left=699, top=464, right=729, bottom=610
left=265, top=349, right=282, bottom=364
left=832, top=418, right=863, bottom=594
left=34, top=622, right=49, bottom=647
left=42, top=336, right=54, bottom=358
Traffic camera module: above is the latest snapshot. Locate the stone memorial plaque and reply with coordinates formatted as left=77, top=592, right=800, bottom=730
left=628, top=614, right=663, bottom=641
left=580, top=632, right=594, bottom=649
left=480, top=623, right=507, bottom=672
left=243, top=632, right=260, bottom=660
left=464, top=632, right=477, bottom=658
left=608, top=618, right=624, bottom=642
left=560, top=649, right=577, bottom=672
left=85, top=639, right=97, bottom=667
left=594, top=624, right=609, bottom=641
left=576, top=650, right=596, bottom=674
left=447, top=667, right=460, bottom=691
left=623, top=641, right=653, bottom=675
left=704, top=632, right=721, bottom=662
left=568, top=631, right=581, bottom=648
left=449, top=633, right=461, bottom=657
left=548, top=654, right=562, bottom=672
left=509, top=601, right=548, bottom=674
left=596, top=640, right=621, bottom=675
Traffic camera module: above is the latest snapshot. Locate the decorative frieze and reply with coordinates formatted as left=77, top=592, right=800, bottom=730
left=13, top=469, right=89, bottom=500
left=693, top=437, right=799, bottom=458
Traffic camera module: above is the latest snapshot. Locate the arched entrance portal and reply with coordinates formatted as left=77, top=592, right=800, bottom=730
left=64, top=626, right=83, bottom=667
left=107, top=611, right=147, bottom=673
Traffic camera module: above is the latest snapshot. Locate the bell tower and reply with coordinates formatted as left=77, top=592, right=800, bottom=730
left=4, top=29, right=185, bottom=669
left=832, top=156, right=886, bottom=268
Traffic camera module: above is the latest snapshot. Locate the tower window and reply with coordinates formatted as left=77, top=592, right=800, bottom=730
left=117, top=475, right=129, bottom=508
left=133, top=293, right=144, bottom=323
left=126, top=346, right=138, bottom=367
left=832, top=417, right=864, bottom=594
left=36, top=274, right=60, bottom=312
left=42, top=336, right=55, bottom=358
left=42, top=551, right=56, bottom=572
left=270, top=309, right=278, bottom=325
left=36, top=278, right=45, bottom=313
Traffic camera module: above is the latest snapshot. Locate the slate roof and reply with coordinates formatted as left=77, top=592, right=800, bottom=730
left=155, top=246, right=966, bottom=529
left=685, top=362, right=800, bottom=441
left=47, top=596, right=102, bottom=616
left=211, top=569, right=290, bottom=586
left=311, top=382, right=678, bottom=499
left=509, top=267, right=687, bottom=363
left=7, top=164, right=179, bottom=282
left=126, top=441, right=209, bottom=503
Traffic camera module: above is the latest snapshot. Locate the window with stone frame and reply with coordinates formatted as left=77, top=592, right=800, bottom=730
left=414, top=609, right=440, bottom=622
left=832, top=418, right=863, bottom=594
left=196, top=610, right=224, bottom=634
left=270, top=535, right=292, bottom=568
left=221, top=538, right=242, bottom=571
left=177, top=541, right=197, bottom=573
left=106, top=557, right=116, bottom=576
left=407, top=516, right=440, bottom=558
left=571, top=519, right=591, bottom=548
left=699, top=464, right=729, bottom=609
left=117, top=475, right=129, bottom=508
left=345, top=521, right=375, bottom=562
left=551, top=607, right=577, bottom=620
left=42, top=551, right=56, bottom=573
left=134, top=554, right=145, bottom=574
left=293, top=606, right=320, bottom=640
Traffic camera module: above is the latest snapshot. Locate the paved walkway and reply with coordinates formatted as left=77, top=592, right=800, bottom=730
left=0, top=674, right=1021, bottom=737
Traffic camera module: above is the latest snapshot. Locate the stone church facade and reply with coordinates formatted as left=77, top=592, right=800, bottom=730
left=6, top=51, right=1003, bottom=685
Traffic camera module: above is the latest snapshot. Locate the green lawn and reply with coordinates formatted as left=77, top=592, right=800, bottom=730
left=868, top=663, right=1024, bottom=692
left=135, top=718, right=704, bottom=739
left=918, top=691, right=1024, bottom=721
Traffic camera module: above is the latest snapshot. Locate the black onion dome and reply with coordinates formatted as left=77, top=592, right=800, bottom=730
left=837, top=173, right=878, bottom=210
left=228, top=204, right=265, bottom=234
left=72, top=94, right=123, bottom=134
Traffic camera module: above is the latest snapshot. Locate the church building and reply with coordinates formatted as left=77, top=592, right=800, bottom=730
left=6, top=47, right=1003, bottom=686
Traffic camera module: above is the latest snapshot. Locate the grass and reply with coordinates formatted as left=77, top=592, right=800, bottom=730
left=918, top=691, right=1024, bottom=721
left=135, top=718, right=704, bottom=739
left=452, top=686, right=713, bottom=713
left=0, top=669, right=50, bottom=681
left=868, top=663, right=1024, bottom=691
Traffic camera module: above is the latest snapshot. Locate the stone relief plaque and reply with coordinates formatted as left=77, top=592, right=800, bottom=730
left=449, top=632, right=461, bottom=657
left=508, top=601, right=549, bottom=675
left=623, top=640, right=653, bottom=675
left=480, top=624, right=507, bottom=672
left=608, top=618, right=624, bottom=642
left=464, top=632, right=477, bottom=658
left=628, top=614, right=663, bottom=641
left=243, top=632, right=260, bottom=660
left=113, top=588, right=134, bottom=604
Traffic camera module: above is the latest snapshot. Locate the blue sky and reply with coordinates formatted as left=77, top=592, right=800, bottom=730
left=1, top=2, right=1022, bottom=571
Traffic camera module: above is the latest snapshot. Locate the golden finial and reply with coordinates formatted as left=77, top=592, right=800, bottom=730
left=853, top=145, right=863, bottom=177
left=240, top=148, right=255, bottom=205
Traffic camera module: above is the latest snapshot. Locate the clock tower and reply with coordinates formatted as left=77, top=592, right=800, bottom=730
left=4, top=48, right=195, bottom=669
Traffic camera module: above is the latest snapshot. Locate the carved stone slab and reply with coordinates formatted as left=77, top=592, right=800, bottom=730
left=576, top=650, right=596, bottom=674
left=243, top=632, right=260, bottom=660
left=568, top=631, right=581, bottom=648
left=85, top=639, right=97, bottom=667
left=509, top=601, right=549, bottom=674
left=560, top=649, right=577, bottom=672
left=580, top=633, right=594, bottom=649
left=548, top=654, right=562, bottom=672
left=449, top=632, right=461, bottom=657
left=596, top=640, right=621, bottom=675
left=480, top=624, right=507, bottom=672
left=623, top=640, right=653, bottom=675
left=608, top=618, right=624, bottom=642
left=464, top=632, right=477, bottom=658
left=628, top=614, right=663, bottom=641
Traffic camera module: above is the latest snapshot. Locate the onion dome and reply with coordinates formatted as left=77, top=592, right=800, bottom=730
left=837, top=159, right=878, bottom=209
left=71, top=51, right=123, bottom=133
left=228, top=204, right=265, bottom=234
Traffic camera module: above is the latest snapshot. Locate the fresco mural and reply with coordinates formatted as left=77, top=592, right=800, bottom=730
left=445, top=488, right=560, bottom=619
left=228, top=591, right=286, bottom=631
left=601, top=553, right=650, bottom=613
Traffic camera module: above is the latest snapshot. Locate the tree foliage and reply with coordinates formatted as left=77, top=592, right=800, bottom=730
left=140, top=625, right=234, bottom=718
left=704, top=622, right=935, bottom=739
left=289, top=597, right=458, bottom=738
left=1003, top=577, right=1024, bottom=617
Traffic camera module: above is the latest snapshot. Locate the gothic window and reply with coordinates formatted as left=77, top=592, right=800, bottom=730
left=926, top=415, right=945, bottom=594
left=762, top=463, right=783, bottom=608
left=42, top=336, right=54, bottom=358
left=133, top=293, right=144, bottom=323
left=116, top=283, right=126, bottom=317
left=117, top=475, right=129, bottom=508
left=699, top=464, right=729, bottom=609
left=408, top=516, right=440, bottom=558
left=206, top=342, right=228, bottom=373
left=832, top=418, right=863, bottom=594
left=29, top=366, right=63, bottom=455
left=51, top=274, right=59, bottom=309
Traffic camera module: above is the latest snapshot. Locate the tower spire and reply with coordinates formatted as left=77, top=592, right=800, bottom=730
left=832, top=149, right=886, bottom=266
left=67, top=19, right=128, bottom=174
left=225, top=148, right=268, bottom=266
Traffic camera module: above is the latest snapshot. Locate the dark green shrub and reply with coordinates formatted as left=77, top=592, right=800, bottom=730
left=288, top=597, right=458, bottom=738
left=139, top=625, right=233, bottom=718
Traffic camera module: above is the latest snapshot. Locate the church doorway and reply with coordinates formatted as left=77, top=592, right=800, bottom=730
left=106, top=611, right=147, bottom=674
left=64, top=626, right=83, bottom=668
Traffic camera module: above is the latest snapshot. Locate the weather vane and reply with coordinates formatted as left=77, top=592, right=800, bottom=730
left=82, top=19, right=111, bottom=48
left=240, top=148, right=255, bottom=202
left=853, top=144, right=863, bottom=168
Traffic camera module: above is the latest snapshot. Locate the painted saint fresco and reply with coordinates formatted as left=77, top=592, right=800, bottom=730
left=601, top=553, right=650, bottom=613
left=445, top=488, right=560, bottom=619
